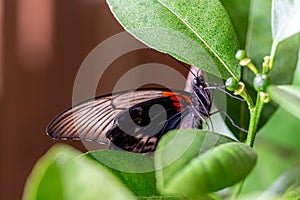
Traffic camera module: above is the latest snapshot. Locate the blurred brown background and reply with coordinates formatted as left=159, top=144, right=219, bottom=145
left=0, top=0, right=187, bottom=199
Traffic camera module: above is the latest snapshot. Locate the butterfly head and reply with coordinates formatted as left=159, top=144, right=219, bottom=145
left=192, top=69, right=209, bottom=89
left=193, top=76, right=206, bottom=88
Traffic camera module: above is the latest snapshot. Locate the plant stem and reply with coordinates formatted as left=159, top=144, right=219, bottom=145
left=233, top=40, right=277, bottom=199
left=232, top=93, right=264, bottom=198
left=239, top=90, right=254, bottom=110
left=247, top=62, right=259, bottom=74
left=230, top=90, right=259, bottom=199
left=246, top=92, right=264, bottom=147
left=267, top=40, right=278, bottom=72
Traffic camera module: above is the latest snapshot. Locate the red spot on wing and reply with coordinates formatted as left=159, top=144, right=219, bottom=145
left=162, top=91, right=192, bottom=111
left=183, top=95, right=192, bottom=103
left=162, top=91, right=192, bottom=103
left=171, top=95, right=182, bottom=101
left=173, top=102, right=183, bottom=112
left=162, top=91, right=175, bottom=97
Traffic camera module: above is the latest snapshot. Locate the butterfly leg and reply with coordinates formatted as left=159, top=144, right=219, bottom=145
left=205, top=85, right=245, bottom=102
left=210, top=109, right=248, bottom=133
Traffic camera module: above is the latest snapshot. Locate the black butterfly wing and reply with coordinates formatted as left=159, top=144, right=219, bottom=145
left=47, top=95, right=114, bottom=144
left=46, top=89, right=196, bottom=152
left=107, top=96, right=193, bottom=152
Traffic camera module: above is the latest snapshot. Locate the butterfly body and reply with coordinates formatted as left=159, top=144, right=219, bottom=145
left=47, top=72, right=211, bottom=153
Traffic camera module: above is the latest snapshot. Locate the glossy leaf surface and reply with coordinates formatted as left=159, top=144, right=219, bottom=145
left=272, top=0, right=300, bottom=42
left=106, top=0, right=241, bottom=79
left=83, top=150, right=157, bottom=196
left=268, top=85, right=300, bottom=120
left=155, top=130, right=257, bottom=195
left=23, top=145, right=134, bottom=200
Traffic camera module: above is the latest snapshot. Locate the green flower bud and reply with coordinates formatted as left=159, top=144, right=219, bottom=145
left=225, top=77, right=239, bottom=91
left=235, top=50, right=247, bottom=60
left=253, top=74, right=271, bottom=92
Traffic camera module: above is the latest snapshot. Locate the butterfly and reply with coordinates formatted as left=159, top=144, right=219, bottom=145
left=46, top=69, right=212, bottom=153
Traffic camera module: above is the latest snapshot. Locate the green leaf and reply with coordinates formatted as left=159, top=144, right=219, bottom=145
left=220, top=0, right=251, bottom=48
left=106, top=0, right=241, bottom=80
left=22, top=144, right=135, bottom=200
left=245, top=0, right=272, bottom=69
left=272, top=0, right=300, bottom=43
left=236, top=194, right=280, bottom=200
left=293, top=48, right=300, bottom=85
left=83, top=150, right=158, bottom=197
left=258, top=108, right=300, bottom=151
left=239, top=137, right=299, bottom=194
left=269, top=35, right=300, bottom=85
left=155, top=130, right=257, bottom=195
left=268, top=85, right=300, bottom=120
left=267, top=160, right=300, bottom=198
left=282, top=186, right=300, bottom=199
